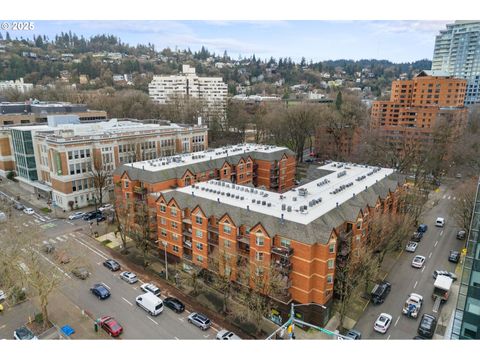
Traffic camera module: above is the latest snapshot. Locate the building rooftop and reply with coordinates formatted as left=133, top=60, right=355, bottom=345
left=127, top=143, right=292, bottom=172
left=173, top=162, right=394, bottom=225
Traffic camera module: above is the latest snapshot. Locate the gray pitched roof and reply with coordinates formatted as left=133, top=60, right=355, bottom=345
left=156, top=173, right=405, bottom=245
left=114, top=148, right=296, bottom=184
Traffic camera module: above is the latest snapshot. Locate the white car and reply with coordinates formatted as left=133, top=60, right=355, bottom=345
left=0, top=290, right=5, bottom=302
left=374, top=313, right=392, bottom=334
left=405, top=241, right=418, bottom=253
left=412, top=255, right=426, bottom=268
left=99, top=204, right=113, bottom=212
left=120, top=271, right=138, bottom=284
left=68, top=211, right=85, bottom=220
left=23, top=208, right=34, bottom=215
left=140, top=283, right=160, bottom=296
left=216, top=329, right=242, bottom=340
left=435, top=217, right=445, bottom=227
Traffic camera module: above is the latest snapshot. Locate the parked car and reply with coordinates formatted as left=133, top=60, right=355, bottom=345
left=140, top=283, right=160, bottom=296
left=96, top=214, right=106, bottom=222
left=456, top=230, right=466, bottom=240
left=23, top=207, right=34, bottom=215
left=55, top=250, right=71, bottom=264
left=13, top=203, right=24, bottom=211
left=411, top=232, right=423, bottom=242
left=371, top=281, right=391, bottom=305
left=72, top=267, right=90, bottom=280
left=135, top=292, right=163, bottom=316
left=163, top=297, right=185, bottom=313
left=344, top=329, right=362, bottom=340
left=412, top=255, right=426, bottom=269
left=433, top=270, right=457, bottom=281
left=0, top=289, right=5, bottom=302
left=98, top=316, right=123, bottom=337
left=417, top=224, right=428, bottom=233
left=99, top=204, right=113, bottom=212
left=405, top=241, right=419, bottom=253
left=13, top=326, right=37, bottom=340
left=373, top=313, right=392, bottom=334
left=103, top=259, right=120, bottom=271
left=188, top=312, right=211, bottom=330
left=448, top=250, right=460, bottom=263
left=90, top=283, right=111, bottom=300
left=120, top=271, right=138, bottom=284
left=435, top=217, right=445, bottom=227
left=216, top=329, right=241, bottom=340
left=83, top=211, right=101, bottom=221
left=417, top=314, right=437, bottom=339
left=413, top=335, right=426, bottom=340
left=68, top=211, right=85, bottom=220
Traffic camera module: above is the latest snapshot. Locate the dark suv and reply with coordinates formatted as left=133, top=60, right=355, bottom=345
left=371, top=281, right=391, bottom=305
left=103, top=259, right=120, bottom=271
left=164, top=297, right=185, bottom=313
left=418, top=314, right=437, bottom=339
left=83, top=211, right=101, bottom=221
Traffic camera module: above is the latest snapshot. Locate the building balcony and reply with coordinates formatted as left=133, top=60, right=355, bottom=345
left=183, top=252, right=193, bottom=261
left=182, top=230, right=192, bottom=238
left=271, top=246, right=293, bottom=258
left=237, top=246, right=250, bottom=258
left=273, top=260, right=292, bottom=275
left=133, top=186, right=147, bottom=195
left=207, top=236, right=219, bottom=246
left=236, top=235, right=250, bottom=245
left=208, top=225, right=219, bottom=234
left=182, top=218, right=192, bottom=224
left=183, top=239, right=192, bottom=249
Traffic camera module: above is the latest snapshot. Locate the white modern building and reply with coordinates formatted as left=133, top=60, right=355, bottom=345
left=148, top=65, right=227, bottom=126
left=0, top=78, right=34, bottom=94
left=432, top=21, right=480, bottom=105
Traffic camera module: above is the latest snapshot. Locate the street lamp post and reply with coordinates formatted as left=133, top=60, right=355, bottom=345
left=162, top=240, right=168, bottom=281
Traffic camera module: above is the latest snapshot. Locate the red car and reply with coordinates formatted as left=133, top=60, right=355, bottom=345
left=98, top=316, right=123, bottom=337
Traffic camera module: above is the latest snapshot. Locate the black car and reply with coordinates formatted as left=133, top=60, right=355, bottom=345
left=83, top=211, right=101, bottom=221
left=456, top=230, right=466, bottom=240
left=371, top=281, right=391, bottom=305
left=163, top=297, right=185, bottom=313
left=411, top=231, right=423, bottom=242
left=448, top=250, right=460, bottom=263
left=90, top=283, right=110, bottom=300
left=417, top=314, right=437, bottom=339
left=344, top=329, right=362, bottom=340
left=417, top=224, right=428, bottom=233
left=103, top=259, right=120, bottom=271
left=96, top=214, right=106, bottom=222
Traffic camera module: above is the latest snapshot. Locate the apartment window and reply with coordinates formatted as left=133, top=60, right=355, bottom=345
left=256, top=235, right=264, bottom=246
left=280, top=238, right=291, bottom=248
left=124, top=181, right=129, bottom=188
left=195, top=230, right=203, bottom=238
left=223, top=225, right=231, bottom=234
left=255, top=252, right=264, bottom=261
left=224, top=239, right=231, bottom=248
left=356, top=235, right=361, bottom=242
left=68, top=151, right=73, bottom=160
left=327, top=275, right=333, bottom=284
left=161, top=229, right=167, bottom=237
left=329, top=243, right=336, bottom=253
left=196, top=242, right=203, bottom=251
left=171, top=208, right=177, bottom=216
left=196, top=255, right=203, bottom=263
left=356, top=221, right=362, bottom=230
left=160, top=218, right=166, bottom=225
left=327, top=259, right=335, bottom=269
left=160, top=204, right=166, bottom=212
left=172, top=222, right=177, bottom=229
left=195, top=215, right=203, bottom=225
left=223, top=169, right=227, bottom=175
left=172, top=245, right=179, bottom=253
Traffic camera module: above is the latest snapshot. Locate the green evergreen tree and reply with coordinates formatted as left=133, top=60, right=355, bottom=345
left=335, top=91, right=343, bottom=111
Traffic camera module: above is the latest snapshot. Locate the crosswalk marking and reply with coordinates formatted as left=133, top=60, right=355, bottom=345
left=23, top=223, right=29, bottom=227
left=448, top=196, right=451, bottom=200
left=50, top=238, right=57, bottom=244
left=34, top=219, right=41, bottom=224
left=453, top=197, right=456, bottom=200
left=442, top=195, right=446, bottom=199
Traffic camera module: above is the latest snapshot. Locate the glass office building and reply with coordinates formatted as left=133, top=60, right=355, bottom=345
left=11, top=128, right=38, bottom=181
left=451, top=177, right=480, bottom=339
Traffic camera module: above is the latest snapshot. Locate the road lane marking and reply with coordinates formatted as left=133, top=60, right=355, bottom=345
left=122, top=297, right=133, bottom=306
left=394, top=316, right=400, bottom=327
left=101, top=282, right=111, bottom=290
left=429, top=252, right=433, bottom=259
left=434, top=241, right=438, bottom=247
left=442, top=195, right=446, bottom=199
left=448, top=196, right=451, bottom=200
left=75, top=238, right=108, bottom=260
left=414, top=281, right=418, bottom=289
left=440, top=230, right=444, bottom=236
left=387, top=335, right=391, bottom=340
left=204, top=334, right=210, bottom=338
left=178, top=317, right=185, bottom=322
left=421, top=267, right=425, bottom=273
left=0, top=324, right=6, bottom=330
left=148, top=316, right=159, bottom=325
left=174, top=336, right=180, bottom=340
left=185, top=309, right=191, bottom=314
left=211, top=326, right=219, bottom=332
left=33, top=249, right=71, bottom=279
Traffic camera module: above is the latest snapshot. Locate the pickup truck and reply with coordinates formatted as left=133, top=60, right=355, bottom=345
left=402, top=293, right=424, bottom=318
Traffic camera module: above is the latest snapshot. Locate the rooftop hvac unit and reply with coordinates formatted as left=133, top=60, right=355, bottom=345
left=287, top=206, right=292, bottom=212
left=262, top=201, right=266, bottom=205
left=240, top=196, right=244, bottom=200
left=256, top=200, right=261, bottom=204
left=292, top=197, right=297, bottom=201
left=267, top=203, right=271, bottom=207
left=282, top=204, right=286, bottom=210
left=309, top=201, right=314, bottom=207
left=318, top=197, right=322, bottom=203
left=250, top=188, right=254, bottom=193
left=235, top=195, right=239, bottom=199
left=263, top=193, right=268, bottom=198
left=226, top=193, right=230, bottom=197
left=221, top=192, right=225, bottom=196
left=252, top=199, right=256, bottom=203
left=298, top=188, right=308, bottom=197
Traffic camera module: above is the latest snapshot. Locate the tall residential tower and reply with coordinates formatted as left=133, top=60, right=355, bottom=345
left=432, top=21, right=480, bottom=105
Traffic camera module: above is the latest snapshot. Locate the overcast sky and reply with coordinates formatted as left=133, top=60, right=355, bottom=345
left=2, top=20, right=451, bottom=63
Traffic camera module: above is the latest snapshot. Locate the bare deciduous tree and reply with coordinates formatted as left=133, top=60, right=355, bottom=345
left=450, top=178, right=477, bottom=231
left=90, top=154, right=111, bottom=206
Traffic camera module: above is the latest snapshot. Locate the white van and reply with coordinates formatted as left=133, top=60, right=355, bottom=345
left=435, top=217, right=445, bottom=227
left=135, top=292, right=163, bottom=316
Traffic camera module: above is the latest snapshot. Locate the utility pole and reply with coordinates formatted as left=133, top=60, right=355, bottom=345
left=162, top=240, right=168, bottom=281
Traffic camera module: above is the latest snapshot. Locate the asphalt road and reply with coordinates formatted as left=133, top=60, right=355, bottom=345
left=355, top=185, right=464, bottom=339
left=1, top=192, right=223, bottom=340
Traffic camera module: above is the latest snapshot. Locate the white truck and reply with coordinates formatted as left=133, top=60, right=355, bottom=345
left=402, top=293, right=424, bottom=318
left=433, top=275, right=453, bottom=303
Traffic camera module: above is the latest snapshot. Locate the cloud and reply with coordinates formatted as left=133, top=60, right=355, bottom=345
left=367, top=20, right=449, bottom=34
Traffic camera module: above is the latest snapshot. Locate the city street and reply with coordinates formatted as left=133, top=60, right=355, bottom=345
left=1, top=188, right=223, bottom=340
left=355, top=184, right=465, bottom=339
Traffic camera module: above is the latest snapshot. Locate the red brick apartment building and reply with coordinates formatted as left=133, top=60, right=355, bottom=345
left=115, top=152, right=404, bottom=324
left=370, top=70, right=468, bottom=155
left=314, top=126, right=363, bottom=161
